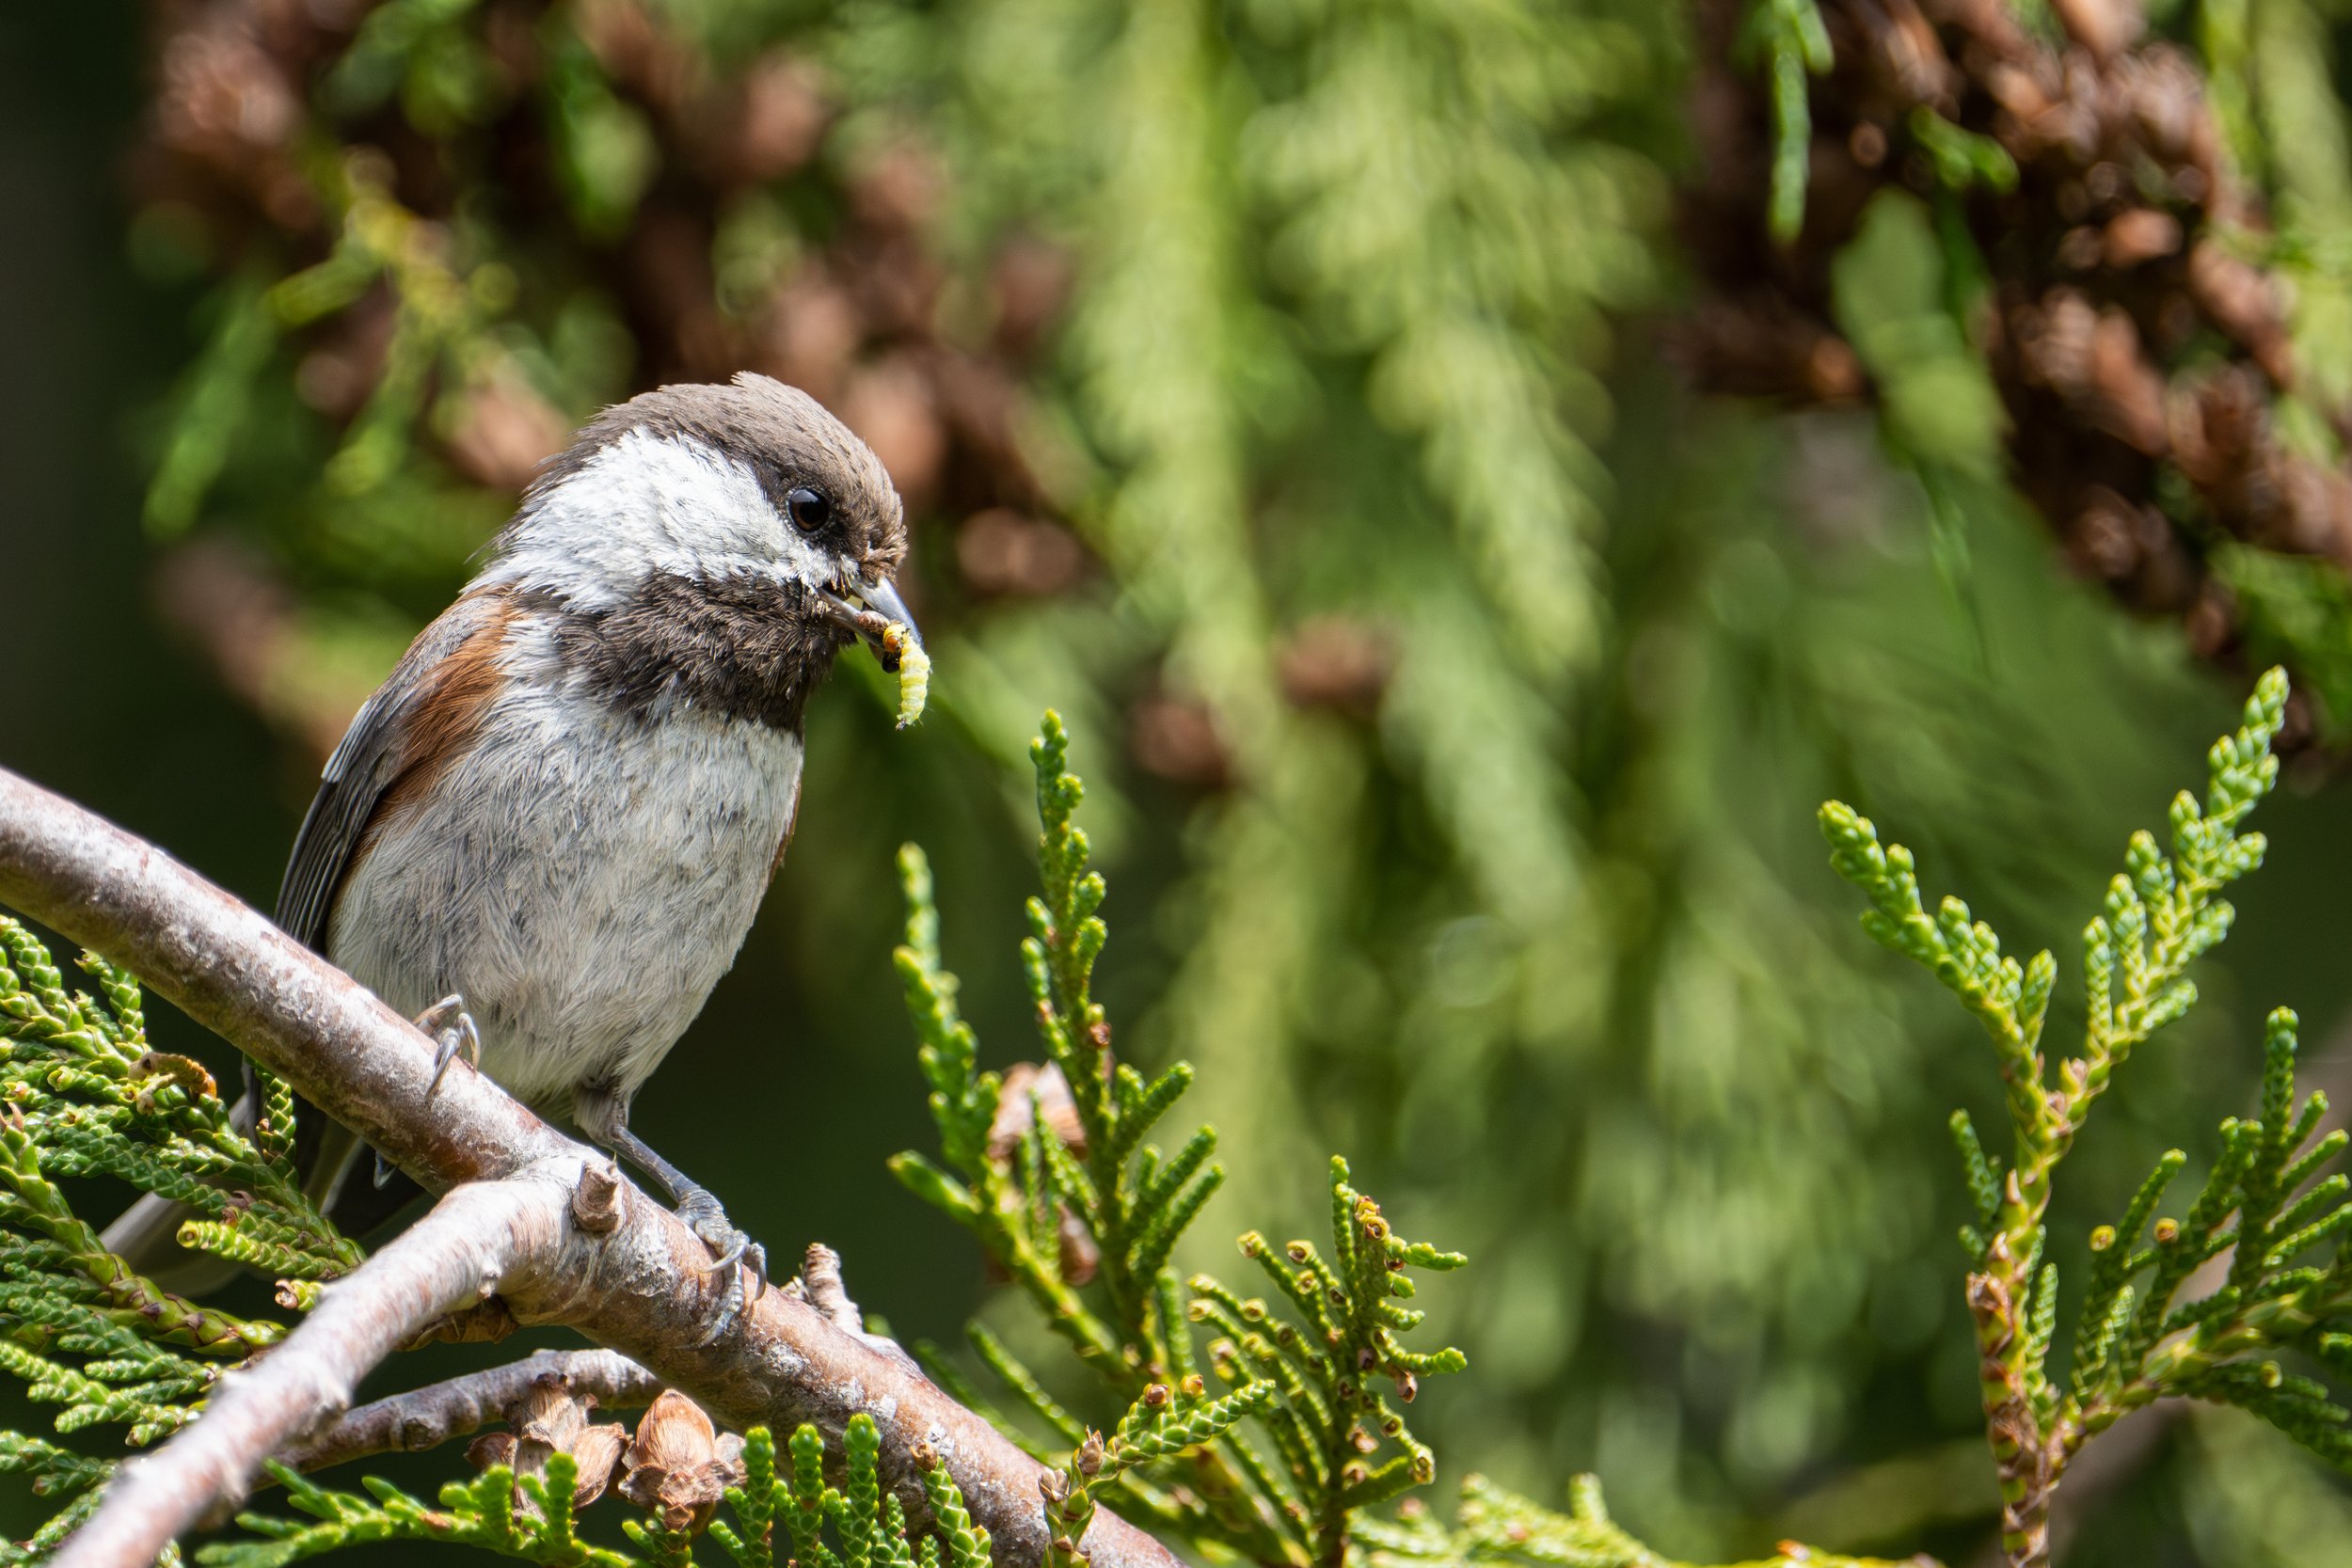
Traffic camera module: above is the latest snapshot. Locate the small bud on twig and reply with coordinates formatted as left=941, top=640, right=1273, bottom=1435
left=571, top=1160, right=623, bottom=1234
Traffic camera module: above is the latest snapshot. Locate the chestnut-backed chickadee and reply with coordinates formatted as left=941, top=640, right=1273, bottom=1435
left=104, top=373, right=919, bottom=1306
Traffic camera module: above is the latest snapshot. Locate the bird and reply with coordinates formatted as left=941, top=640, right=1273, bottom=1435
left=103, top=372, right=919, bottom=1309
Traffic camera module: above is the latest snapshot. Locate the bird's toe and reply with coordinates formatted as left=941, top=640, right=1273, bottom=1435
left=415, top=995, right=481, bottom=1096
left=676, top=1189, right=766, bottom=1332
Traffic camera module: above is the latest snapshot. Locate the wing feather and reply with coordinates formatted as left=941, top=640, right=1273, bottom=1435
left=274, top=592, right=513, bottom=948
left=264, top=591, right=516, bottom=1223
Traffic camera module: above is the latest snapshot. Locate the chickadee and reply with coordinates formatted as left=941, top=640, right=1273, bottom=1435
left=104, top=373, right=919, bottom=1304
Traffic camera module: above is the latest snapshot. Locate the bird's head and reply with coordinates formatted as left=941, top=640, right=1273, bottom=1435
left=481, top=372, right=921, bottom=723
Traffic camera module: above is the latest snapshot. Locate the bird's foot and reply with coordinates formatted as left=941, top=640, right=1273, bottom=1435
left=677, top=1187, right=767, bottom=1339
left=369, top=997, right=482, bottom=1191
left=414, top=994, right=481, bottom=1096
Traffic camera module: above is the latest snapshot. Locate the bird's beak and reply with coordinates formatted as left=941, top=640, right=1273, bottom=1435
left=820, top=574, right=925, bottom=673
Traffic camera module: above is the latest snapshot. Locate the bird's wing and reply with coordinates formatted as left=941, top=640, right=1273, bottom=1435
left=265, top=589, right=519, bottom=1227
left=275, top=590, right=516, bottom=948
left=767, top=767, right=803, bottom=880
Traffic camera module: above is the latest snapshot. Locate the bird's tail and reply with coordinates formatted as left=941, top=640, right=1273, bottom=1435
left=97, top=1089, right=375, bottom=1293
left=99, top=1189, right=243, bottom=1297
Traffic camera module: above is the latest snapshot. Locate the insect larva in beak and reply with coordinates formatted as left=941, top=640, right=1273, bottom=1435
left=883, top=622, right=930, bottom=728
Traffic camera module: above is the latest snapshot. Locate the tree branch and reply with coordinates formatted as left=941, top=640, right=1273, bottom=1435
left=281, top=1348, right=665, bottom=1474
left=59, top=1173, right=575, bottom=1567
left=0, top=764, right=1183, bottom=1568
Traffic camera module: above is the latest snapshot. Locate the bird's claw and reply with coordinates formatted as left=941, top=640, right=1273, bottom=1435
left=677, top=1188, right=767, bottom=1339
left=362, top=998, right=481, bottom=1188
left=414, top=994, right=481, bottom=1096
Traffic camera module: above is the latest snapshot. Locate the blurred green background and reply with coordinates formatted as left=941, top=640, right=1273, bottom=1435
left=5, top=1, right=2352, bottom=1562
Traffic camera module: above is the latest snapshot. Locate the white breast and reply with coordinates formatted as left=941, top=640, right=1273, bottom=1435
left=327, top=667, right=803, bottom=1114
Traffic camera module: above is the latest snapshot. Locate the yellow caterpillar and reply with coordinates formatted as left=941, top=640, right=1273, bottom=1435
left=883, top=622, right=930, bottom=728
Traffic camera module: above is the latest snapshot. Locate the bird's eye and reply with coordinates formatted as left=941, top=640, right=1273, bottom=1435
left=786, top=487, right=832, bottom=533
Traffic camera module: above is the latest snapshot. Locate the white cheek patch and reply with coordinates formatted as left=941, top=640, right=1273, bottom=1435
left=487, top=431, right=838, bottom=605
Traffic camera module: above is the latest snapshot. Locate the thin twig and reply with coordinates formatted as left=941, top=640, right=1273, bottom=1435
left=0, top=764, right=1182, bottom=1568
left=280, top=1348, right=664, bottom=1474
left=799, top=1242, right=866, bottom=1333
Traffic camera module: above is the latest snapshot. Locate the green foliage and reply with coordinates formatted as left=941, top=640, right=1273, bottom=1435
left=1357, top=1473, right=1921, bottom=1568
left=0, top=918, right=364, bottom=1548
left=1902, top=110, right=2017, bottom=197
left=914, top=1449, right=993, bottom=1568
left=203, top=1461, right=634, bottom=1568
left=1243, top=0, right=1660, bottom=684
left=2081, top=1007, right=2352, bottom=1455
left=1829, top=194, right=2007, bottom=480
left=894, top=714, right=1881, bottom=1568
left=209, top=1414, right=977, bottom=1568
left=895, top=715, right=1473, bottom=1567
left=891, top=713, right=1216, bottom=1381
left=1822, top=668, right=2282, bottom=1195
left=1185, top=1158, right=1465, bottom=1543
left=1820, top=669, right=2352, bottom=1549
left=1740, top=0, right=1832, bottom=244
left=0, top=920, right=358, bottom=1282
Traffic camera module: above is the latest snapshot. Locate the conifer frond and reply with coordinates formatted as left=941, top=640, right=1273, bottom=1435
left=0, top=918, right=379, bottom=1546
left=1821, top=667, right=2285, bottom=1180
left=893, top=716, right=1479, bottom=1566
left=1184, top=1157, right=1466, bottom=1551
left=2077, top=1006, right=2352, bottom=1463
left=893, top=714, right=1232, bottom=1359
left=1739, top=0, right=1833, bottom=245
left=1820, top=668, right=2352, bottom=1553
left=215, top=1416, right=977, bottom=1568
left=199, top=1462, right=636, bottom=1568
left=1353, top=1472, right=1923, bottom=1568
